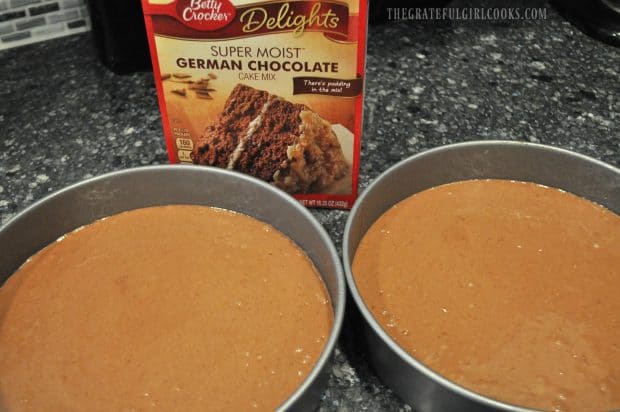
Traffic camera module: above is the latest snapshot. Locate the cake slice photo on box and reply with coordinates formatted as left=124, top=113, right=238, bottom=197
left=190, top=84, right=352, bottom=195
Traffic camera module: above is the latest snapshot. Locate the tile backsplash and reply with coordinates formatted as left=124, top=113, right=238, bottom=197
left=0, top=0, right=90, bottom=50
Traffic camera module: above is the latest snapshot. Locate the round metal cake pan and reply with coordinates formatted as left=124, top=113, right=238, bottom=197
left=0, top=165, right=345, bottom=412
left=343, top=140, right=620, bottom=412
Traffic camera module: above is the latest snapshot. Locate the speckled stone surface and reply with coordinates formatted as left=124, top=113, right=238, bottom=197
left=0, top=3, right=618, bottom=411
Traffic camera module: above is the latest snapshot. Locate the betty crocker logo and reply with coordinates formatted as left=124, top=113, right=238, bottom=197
left=176, top=0, right=236, bottom=31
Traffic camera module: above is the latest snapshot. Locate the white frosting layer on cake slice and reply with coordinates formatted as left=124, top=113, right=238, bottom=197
left=226, top=96, right=275, bottom=170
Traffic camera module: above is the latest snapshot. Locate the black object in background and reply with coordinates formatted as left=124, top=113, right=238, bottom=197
left=553, top=0, right=620, bottom=47
left=87, top=0, right=152, bottom=74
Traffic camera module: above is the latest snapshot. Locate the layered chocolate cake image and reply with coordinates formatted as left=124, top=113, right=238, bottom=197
left=190, top=84, right=349, bottom=194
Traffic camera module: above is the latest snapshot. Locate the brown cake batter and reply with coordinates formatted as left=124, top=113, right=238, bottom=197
left=353, top=179, right=620, bottom=412
left=0, top=205, right=332, bottom=412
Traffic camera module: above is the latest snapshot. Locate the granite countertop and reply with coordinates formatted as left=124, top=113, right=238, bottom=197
left=0, top=3, right=618, bottom=411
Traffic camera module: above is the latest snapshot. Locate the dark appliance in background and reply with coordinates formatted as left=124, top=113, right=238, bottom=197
left=552, top=0, right=620, bottom=47
left=86, top=0, right=620, bottom=75
left=86, top=0, right=152, bottom=74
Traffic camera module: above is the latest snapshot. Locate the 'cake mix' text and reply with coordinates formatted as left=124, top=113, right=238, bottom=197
left=240, top=3, right=340, bottom=37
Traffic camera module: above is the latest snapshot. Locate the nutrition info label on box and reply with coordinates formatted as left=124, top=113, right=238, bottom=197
left=173, top=127, right=193, bottom=163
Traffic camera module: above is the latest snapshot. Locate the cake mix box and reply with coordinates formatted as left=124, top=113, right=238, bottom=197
left=141, top=0, right=368, bottom=209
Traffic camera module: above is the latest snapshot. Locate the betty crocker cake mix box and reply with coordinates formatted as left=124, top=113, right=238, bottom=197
left=141, top=0, right=368, bottom=209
